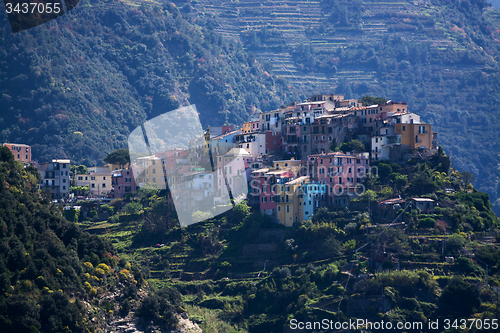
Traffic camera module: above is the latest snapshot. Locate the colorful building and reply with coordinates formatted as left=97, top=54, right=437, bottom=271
left=277, top=176, right=309, bottom=227
left=395, top=123, right=433, bottom=150
left=111, top=169, right=137, bottom=198
left=3, top=143, right=31, bottom=164
left=307, top=152, right=370, bottom=204
left=301, top=181, right=327, bottom=221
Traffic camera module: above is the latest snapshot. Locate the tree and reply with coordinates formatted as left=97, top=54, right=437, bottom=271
left=377, top=163, right=392, bottom=181
left=104, top=149, right=130, bottom=169
left=447, top=233, right=466, bottom=255
left=136, top=288, right=181, bottom=327
left=70, top=165, right=88, bottom=175
left=338, top=140, right=365, bottom=153
left=390, top=173, right=408, bottom=193
left=438, top=277, right=480, bottom=316
left=359, top=96, right=387, bottom=106
left=460, top=171, right=476, bottom=188
left=323, top=235, right=342, bottom=257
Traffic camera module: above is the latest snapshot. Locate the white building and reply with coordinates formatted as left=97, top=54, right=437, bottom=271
left=238, top=133, right=265, bottom=158
left=39, top=159, right=71, bottom=199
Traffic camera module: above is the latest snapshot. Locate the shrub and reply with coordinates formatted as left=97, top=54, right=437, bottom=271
left=136, top=288, right=182, bottom=327
left=125, top=201, right=143, bottom=214
left=94, top=268, right=106, bottom=277
left=419, top=217, right=436, bottom=228
left=97, top=263, right=110, bottom=274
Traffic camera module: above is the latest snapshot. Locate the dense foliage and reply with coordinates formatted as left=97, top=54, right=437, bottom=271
left=0, top=0, right=290, bottom=167
left=0, top=146, right=153, bottom=332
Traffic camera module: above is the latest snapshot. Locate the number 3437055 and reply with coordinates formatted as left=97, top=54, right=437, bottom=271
left=5, top=2, right=62, bottom=14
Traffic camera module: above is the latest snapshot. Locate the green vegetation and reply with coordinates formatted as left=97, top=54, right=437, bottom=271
left=72, top=147, right=500, bottom=332
left=0, top=146, right=186, bottom=332
left=0, top=0, right=289, bottom=167
left=104, top=149, right=130, bottom=169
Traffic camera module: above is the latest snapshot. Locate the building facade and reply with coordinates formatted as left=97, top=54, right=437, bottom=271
left=39, top=159, right=71, bottom=199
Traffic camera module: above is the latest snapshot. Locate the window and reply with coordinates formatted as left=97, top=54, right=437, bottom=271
left=415, top=135, right=418, bottom=143
left=402, top=125, right=406, bottom=131
left=63, top=178, right=66, bottom=183
left=286, top=205, right=289, bottom=212
left=91, top=176, right=95, bottom=180
left=25, top=155, right=28, bottom=159
left=63, top=164, right=66, bottom=168
left=348, top=167, right=352, bottom=173
left=152, top=168, right=156, bottom=174
left=278, top=206, right=281, bottom=212
left=103, top=176, right=106, bottom=180
left=63, top=186, right=66, bottom=190
left=91, top=184, right=95, bottom=188
left=78, top=176, right=83, bottom=181
left=102, top=183, right=106, bottom=188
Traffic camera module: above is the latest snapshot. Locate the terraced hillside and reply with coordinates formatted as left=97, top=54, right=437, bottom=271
left=188, top=0, right=484, bottom=90
left=187, top=0, right=500, bottom=216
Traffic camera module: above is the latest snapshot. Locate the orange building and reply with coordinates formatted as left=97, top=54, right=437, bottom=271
left=395, top=123, right=433, bottom=149
left=3, top=143, right=31, bottom=164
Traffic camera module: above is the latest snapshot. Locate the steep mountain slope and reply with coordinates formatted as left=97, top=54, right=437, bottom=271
left=0, top=145, right=119, bottom=332
left=188, top=0, right=500, bottom=215
left=0, top=0, right=291, bottom=166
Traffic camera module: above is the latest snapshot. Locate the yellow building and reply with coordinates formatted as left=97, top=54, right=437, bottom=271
left=273, top=159, right=302, bottom=175
left=135, top=156, right=166, bottom=188
left=277, top=176, right=309, bottom=227
left=395, top=123, right=433, bottom=149
left=241, top=121, right=253, bottom=134
left=76, top=172, right=112, bottom=197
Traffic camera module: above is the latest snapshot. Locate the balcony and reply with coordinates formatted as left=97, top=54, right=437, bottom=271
left=385, top=136, right=401, bottom=145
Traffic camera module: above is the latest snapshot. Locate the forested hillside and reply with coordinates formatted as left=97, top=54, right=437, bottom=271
left=79, top=147, right=500, bottom=333
left=188, top=0, right=500, bottom=215
left=0, top=0, right=290, bottom=166
left=0, top=145, right=120, bottom=332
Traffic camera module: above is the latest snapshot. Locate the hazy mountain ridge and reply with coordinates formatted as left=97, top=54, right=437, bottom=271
left=0, top=0, right=291, bottom=165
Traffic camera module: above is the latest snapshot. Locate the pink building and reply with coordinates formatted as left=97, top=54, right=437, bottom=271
left=250, top=168, right=292, bottom=217
left=265, top=131, right=282, bottom=154
left=111, top=169, right=137, bottom=198
left=307, top=152, right=370, bottom=205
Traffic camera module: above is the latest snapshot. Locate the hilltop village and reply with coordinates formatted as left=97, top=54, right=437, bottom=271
left=3, top=94, right=439, bottom=226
